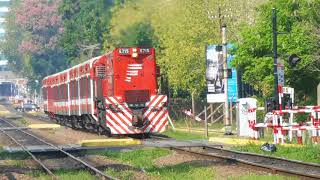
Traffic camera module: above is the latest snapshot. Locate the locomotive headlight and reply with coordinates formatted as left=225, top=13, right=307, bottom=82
left=132, top=48, right=137, bottom=52
left=132, top=52, right=138, bottom=58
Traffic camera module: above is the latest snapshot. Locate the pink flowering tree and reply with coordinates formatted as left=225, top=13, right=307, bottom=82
left=14, top=0, right=63, bottom=54
left=2, top=0, right=66, bottom=82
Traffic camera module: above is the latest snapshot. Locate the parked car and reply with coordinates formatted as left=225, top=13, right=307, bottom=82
left=15, top=104, right=40, bottom=112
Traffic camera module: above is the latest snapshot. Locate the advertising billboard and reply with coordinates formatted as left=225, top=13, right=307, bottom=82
left=206, top=44, right=238, bottom=103
left=206, top=45, right=225, bottom=103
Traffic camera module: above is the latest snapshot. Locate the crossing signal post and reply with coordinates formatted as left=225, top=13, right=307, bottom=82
left=272, top=8, right=279, bottom=109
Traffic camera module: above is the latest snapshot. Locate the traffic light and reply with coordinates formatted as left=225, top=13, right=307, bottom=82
left=288, top=54, right=301, bottom=68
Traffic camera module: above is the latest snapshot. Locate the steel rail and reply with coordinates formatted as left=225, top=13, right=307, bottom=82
left=0, top=118, right=117, bottom=180
left=0, top=127, right=56, bottom=178
left=171, top=146, right=320, bottom=179
left=149, top=134, right=173, bottom=140
left=204, top=145, right=320, bottom=168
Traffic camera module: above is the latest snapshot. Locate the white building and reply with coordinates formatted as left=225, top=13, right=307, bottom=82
left=0, top=0, right=27, bottom=100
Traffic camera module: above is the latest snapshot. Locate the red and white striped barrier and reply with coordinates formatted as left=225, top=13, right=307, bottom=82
left=251, top=106, right=320, bottom=144
left=247, top=85, right=320, bottom=144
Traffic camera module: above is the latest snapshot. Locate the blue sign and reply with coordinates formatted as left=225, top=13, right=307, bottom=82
left=227, top=53, right=238, bottom=102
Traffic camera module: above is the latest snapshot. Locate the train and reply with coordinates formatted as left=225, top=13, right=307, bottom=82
left=42, top=47, right=168, bottom=136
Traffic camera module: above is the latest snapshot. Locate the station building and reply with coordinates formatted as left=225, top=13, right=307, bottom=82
left=0, top=0, right=27, bottom=100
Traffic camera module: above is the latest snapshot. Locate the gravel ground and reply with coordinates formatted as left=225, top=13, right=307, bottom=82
left=0, top=134, right=15, bottom=147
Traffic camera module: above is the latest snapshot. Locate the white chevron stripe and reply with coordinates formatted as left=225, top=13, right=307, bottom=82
left=108, top=111, right=131, bottom=133
left=145, top=109, right=166, bottom=132
left=106, top=111, right=127, bottom=134
left=108, top=97, right=132, bottom=120
left=154, top=113, right=168, bottom=132
left=158, top=118, right=168, bottom=133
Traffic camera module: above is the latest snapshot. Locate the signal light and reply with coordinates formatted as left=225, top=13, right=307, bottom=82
left=288, top=54, right=301, bottom=68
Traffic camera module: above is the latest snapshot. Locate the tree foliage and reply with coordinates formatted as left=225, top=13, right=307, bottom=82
left=2, top=0, right=319, bottom=102
left=234, top=0, right=320, bottom=102
left=106, top=0, right=269, bottom=96
left=59, top=0, right=113, bottom=65
left=1, top=0, right=65, bottom=83
left=106, top=0, right=219, bottom=96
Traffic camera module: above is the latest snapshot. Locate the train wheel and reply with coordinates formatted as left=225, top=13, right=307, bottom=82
left=71, top=116, right=77, bottom=129
left=143, top=133, right=150, bottom=138
left=95, top=125, right=102, bottom=136
left=104, top=127, right=112, bottom=137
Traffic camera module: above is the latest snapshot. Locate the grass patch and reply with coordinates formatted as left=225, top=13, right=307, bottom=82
left=229, top=174, right=298, bottom=180
left=148, top=163, right=215, bottom=180
left=32, top=170, right=95, bottom=180
left=233, top=143, right=320, bottom=163
left=19, top=118, right=30, bottom=125
left=103, top=148, right=170, bottom=169
left=162, top=129, right=207, bottom=140
left=105, top=168, right=135, bottom=180
left=173, top=120, right=226, bottom=129
left=101, top=148, right=215, bottom=179
left=0, top=150, right=29, bottom=160
left=10, top=159, right=25, bottom=168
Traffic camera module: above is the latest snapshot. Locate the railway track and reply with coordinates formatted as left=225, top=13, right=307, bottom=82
left=0, top=117, right=117, bottom=180
left=171, top=146, right=320, bottom=179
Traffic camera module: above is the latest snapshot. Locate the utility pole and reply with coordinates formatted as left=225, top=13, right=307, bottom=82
left=218, top=7, right=222, bottom=41
left=222, top=24, right=231, bottom=135
left=272, top=8, right=279, bottom=108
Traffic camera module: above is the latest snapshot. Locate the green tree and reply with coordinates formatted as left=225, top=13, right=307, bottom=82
left=107, top=0, right=219, bottom=96
left=59, top=0, right=113, bottom=65
left=234, top=0, right=320, bottom=103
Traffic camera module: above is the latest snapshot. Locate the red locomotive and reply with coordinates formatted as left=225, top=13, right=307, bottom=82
left=42, top=47, right=168, bottom=135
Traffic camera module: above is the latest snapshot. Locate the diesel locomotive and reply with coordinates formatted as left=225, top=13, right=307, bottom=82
left=42, top=47, right=168, bottom=135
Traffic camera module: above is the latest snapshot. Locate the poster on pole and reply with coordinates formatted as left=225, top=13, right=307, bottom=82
left=206, top=45, right=225, bottom=103
left=206, top=44, right=238, bottom=103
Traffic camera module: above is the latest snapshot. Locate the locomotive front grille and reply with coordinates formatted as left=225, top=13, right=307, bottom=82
left=125, top=90, right=150, bottom=105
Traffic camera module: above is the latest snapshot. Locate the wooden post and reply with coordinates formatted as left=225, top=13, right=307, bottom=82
left=191, top=90, right=196, bottom=115
left=204, top=106, right=208, bottom=138
left=210, top=104, right=214, bottom=122
left=230, top=101, right=233, bottom=126
left=191, top=90, right=196, bottom=128
left=184, top=116, right=190, bottom=132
